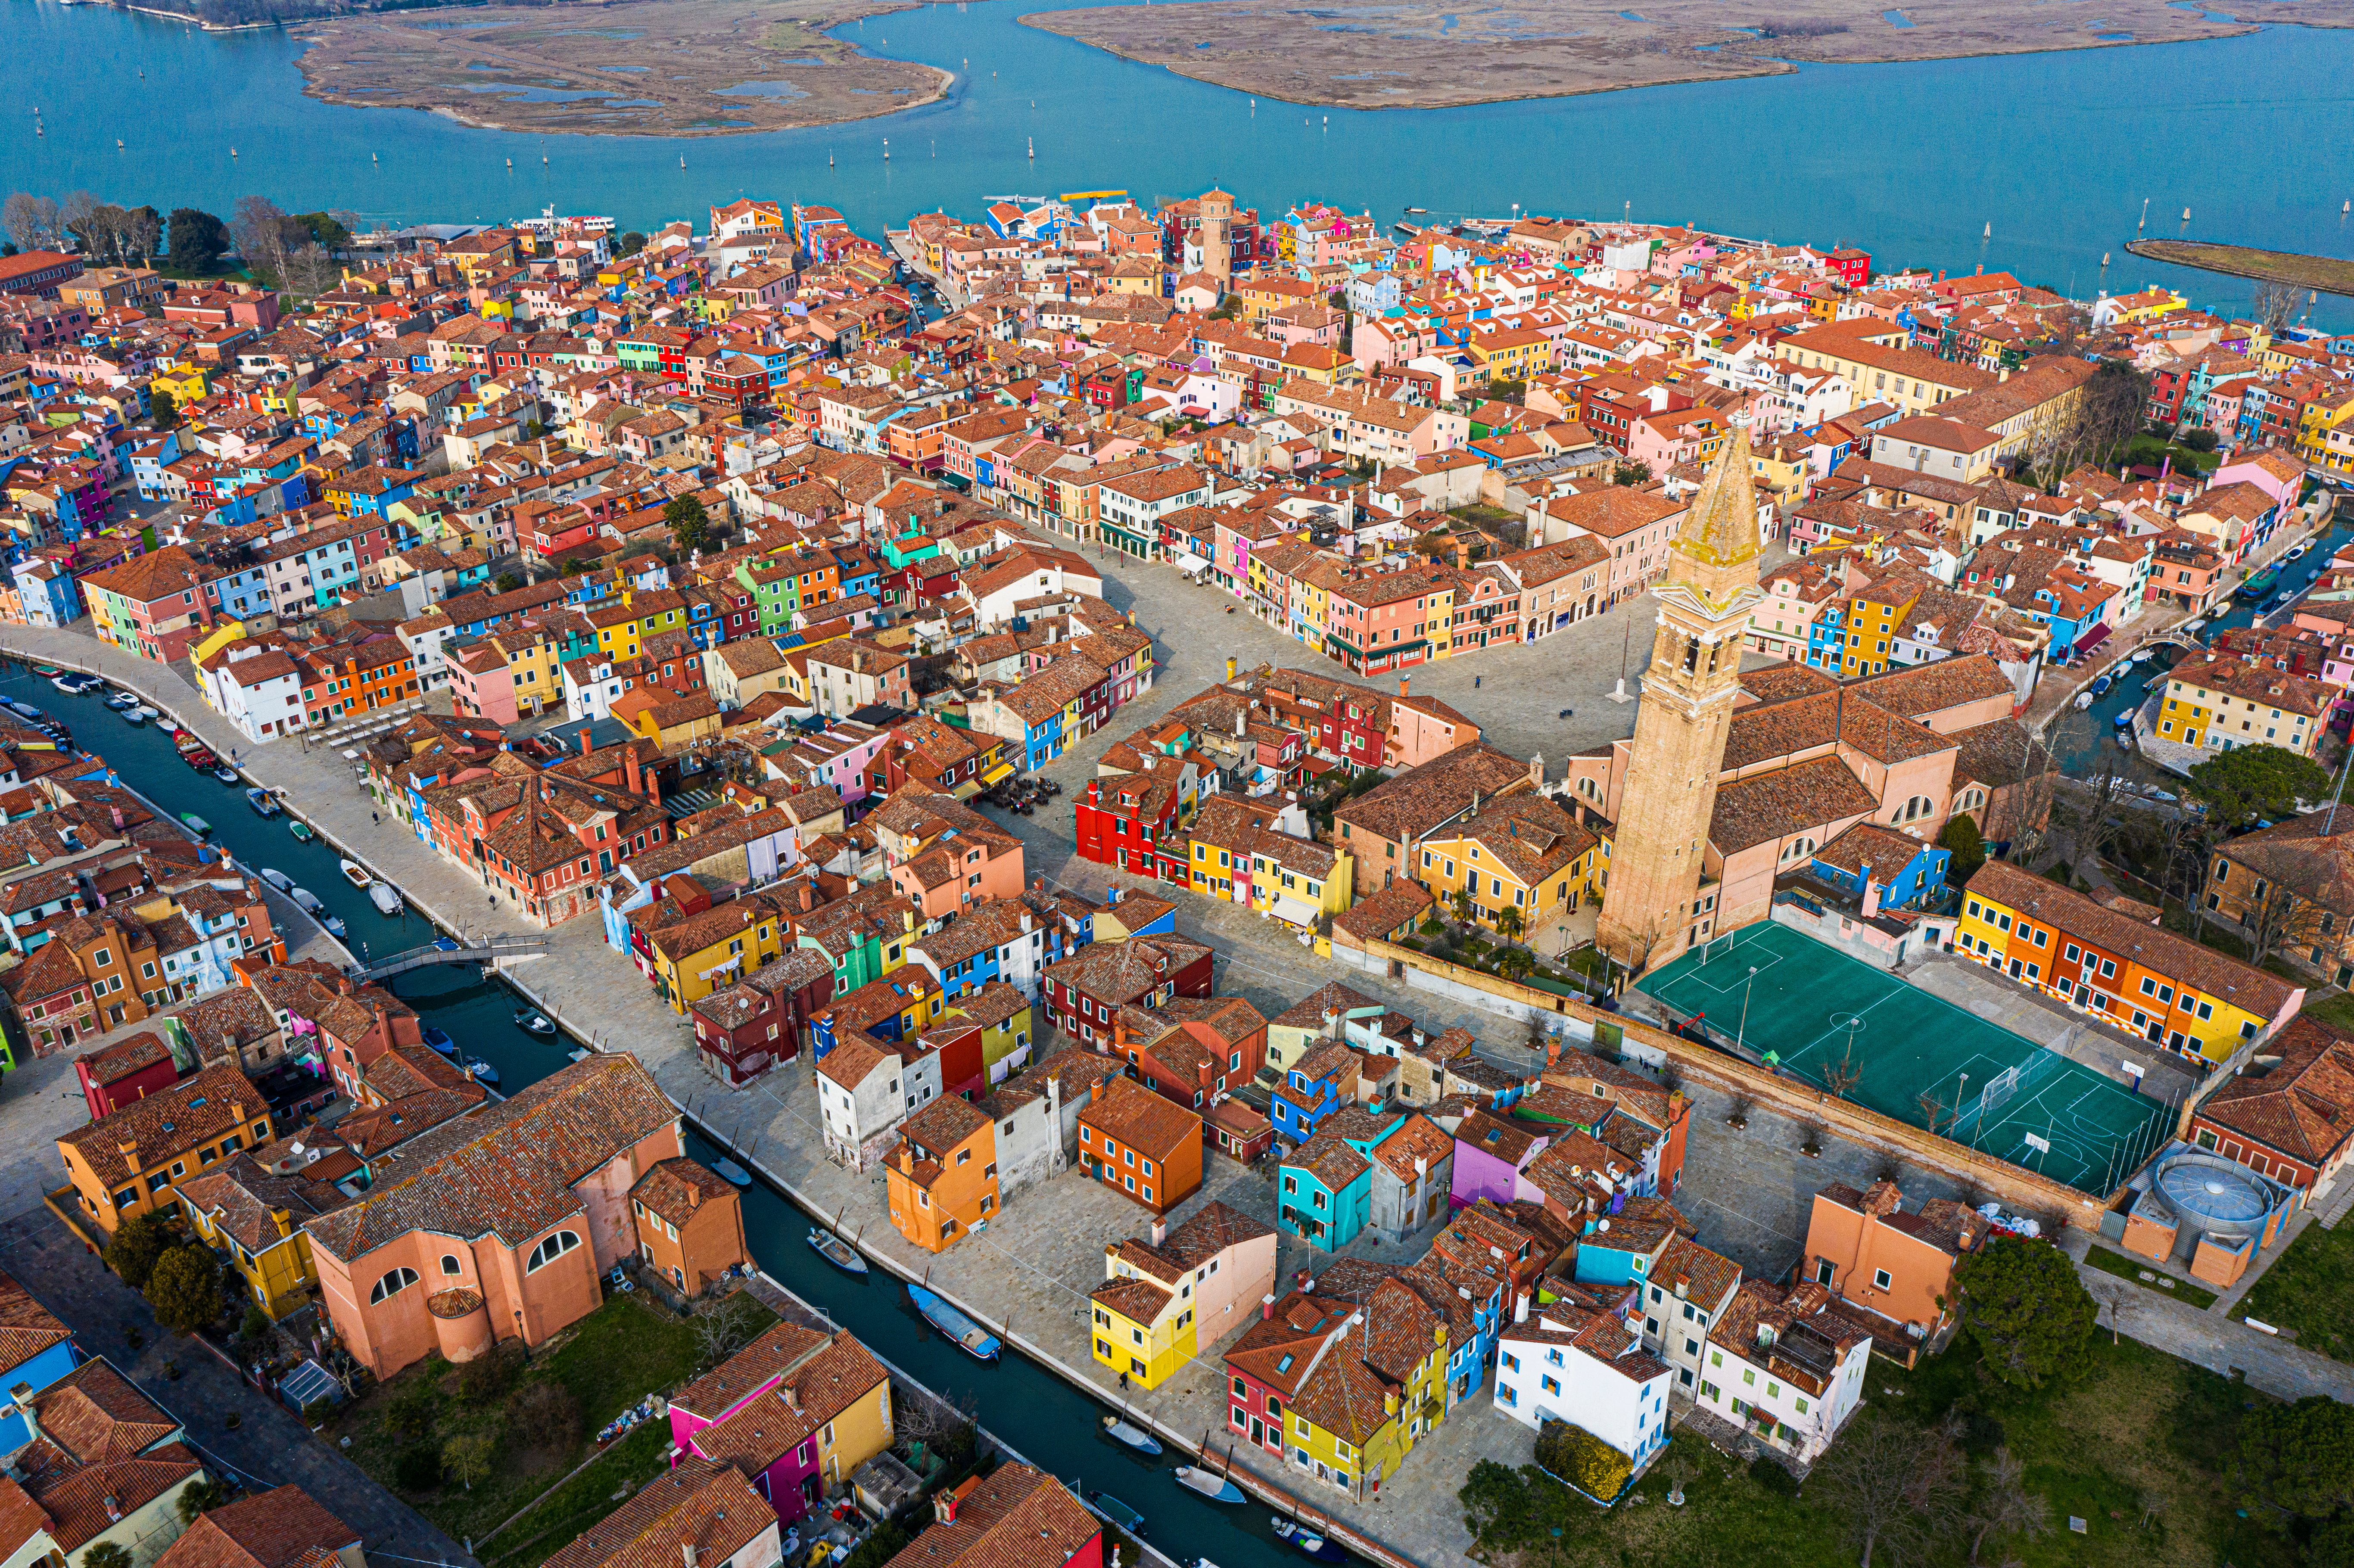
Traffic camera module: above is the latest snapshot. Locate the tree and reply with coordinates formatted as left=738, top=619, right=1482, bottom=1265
left=104, top=1208, right=181, bottom=1290
left=291, top=211, right=352, bottom=253
left=175, top=1478, right=233, bottom=1526
left=1967, top=1446, right=2052, bottom=1564
left=1612, top=460, right=1652, bottom=487
left=617, top=230, right=648, bottom=258
left=2234, top=873, right=2337, bottom=972
left=2, top=193, right=61, bottom=253
left=2075, top=359, right=2152, bottom=469
left=1448, top=888, right=1475, bottom=927
left=2251, top=278, right=2305, bottom=336
left=1812, top=1409, right=1968, bottom=1568
left=1949, top=1235, right=2097, bottom=1392
left=2187, top=744, right=2330, bottom=832
left=282, top=243, right=339, bottom=299
left=167, top=208, right=230, bottom=274
left=441, top=1430, right=498, bottom=1492
left=144, top=1245, right=223, bottom=1336
left=82, top=1545, right=131, bottom=1568
left=1495, top=904, right=1524, bottom=941
left=57, top=191, right=98, bottom=252
left=151, top=389, right=179, bottom=432
left=1821, top=1042, right=1862, bottom=1101
left=2237, top=1394, right=2354, bottom=1521
left=664, top=494, right=711, bottom=553
left=1937, top=812, right=1986, bottom=888
left=229, top=195, right=293, bottom=284
left=2087, top=1275, right=2134, bottom=1347
left=120, top=205, right=162, bottom=267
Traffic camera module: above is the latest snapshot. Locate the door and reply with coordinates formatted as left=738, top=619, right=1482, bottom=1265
left=1251, top=1416, right=1265, bottom=1446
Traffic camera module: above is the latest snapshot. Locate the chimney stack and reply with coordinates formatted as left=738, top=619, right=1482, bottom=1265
left=626, top=745, right=644, bottom=797
left=682, top=1546, right=698, bottom=1568
left=578, top=727, right=594, bottom=758
left=1399, top=675, right=1410, bottom=697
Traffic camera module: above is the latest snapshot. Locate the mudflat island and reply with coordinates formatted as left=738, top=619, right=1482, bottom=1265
left=292, top=0, right=949, bottom=136
left=1021, top=0, right=2354, bottom=109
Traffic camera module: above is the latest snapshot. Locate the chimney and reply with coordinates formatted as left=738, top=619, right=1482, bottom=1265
left=578, top=728, right=593, bottom=758
left=103, top=1497, right=121, bottom=1524
left=780, top=1382, right=800, bottom=1411
left=116, top=1138, right=139, bottom=1174
left=1513, top=1291, right=1529, bottom=1324
left=1150, top=1216, right=1166, bottom=1247
left=626, top=745, right=644, bottom=797
left=682, top=1547, right=697, bottom=1568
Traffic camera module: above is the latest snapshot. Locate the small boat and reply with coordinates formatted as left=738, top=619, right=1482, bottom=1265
left=908, top=1283, right=1000, bottom=1361
left=213, top=767, right=239, bottom=785
left=155, top=717, right=178, bottom=736
left=1174, top=1466, right=1245, bottom=1504
left=185, top=750, right=218, bottom=769
left=323, top=915, right=348, bottom=939
left=289, top=821, right=315, bottom=842
left=123, top=707, right=150, bottom=726
left=432, top=935, right=462, bottom=952
left=1272, top=1518, right=1346, bottom=1562
left=713, top=1157, right=752, bottom=1186
left=339, top=859, right=371, bottom=889
left=104, top=692, right=134, bottom=709
left=2072, top=691, right=2093, bottom=711
left=368, top=882, right=401, bottom=916
left=6, top=701, right=44, bottom=722
left=1087, top=1490, right=1146, bottom=1536
left=2130, top=648, right=2153, bottom=663
left=179, top=813, right=212, bottom=837
left=2113, top=710, right=2136, bottom=729
left=2115, top=731, right=2134, bottom=750
left=422, top=1024, right=457, bottom=1055
left=463, top=1058, right=499, bottom=1084
left=258, top=868, right=294, bottom=893
left=2089, top=675, right=2113, bottom=698
left=514, top=1008, right=557, bottom=1035
left=290, top=887, right=325, bottom=916
left=30, top=665, right=59, bottom=678
left=46, top=674, right=77, bottom=692
left=247, top=789, right=279, bottom=817
left=1102, top=1415, right=1162, bottom=1456
left=807, top=1227, right=869, bottom=1275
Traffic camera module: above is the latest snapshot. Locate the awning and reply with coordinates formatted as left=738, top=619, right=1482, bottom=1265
left=981, top=759, right=1017, bottom=785
left=2074, top=623, right=2112, bottom=654
left=1271, top=893, right=1325, bottom=930
left=1172, top=551, right=1211, bottom=575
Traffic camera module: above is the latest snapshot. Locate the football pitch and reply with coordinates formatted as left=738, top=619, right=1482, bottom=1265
left=1637, top=921, right=2173, bottom=1195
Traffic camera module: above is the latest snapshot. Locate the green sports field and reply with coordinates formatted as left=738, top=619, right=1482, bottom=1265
left=1637, top=921, right=2173, bottom=1195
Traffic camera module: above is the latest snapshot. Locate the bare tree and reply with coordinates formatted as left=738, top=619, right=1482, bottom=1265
left=230, top=195, right=292, bottom=285
left=893, top=1382, right=980, bottom=1453
left=281, top=243, right=337, bottom=299
left=2251, top=278, right=2304, bottom=336
left=1968, top=1447, right=2053, bottom=1565
left=123, top=207, right=162, bottom=268
left=2089, top=1276, right=2134, bottom=1347
left=1822, top=1042, right=1862, bottom=1101
left=2, top=193, right=61, bottom=253
left=56, top=191, right=97, bottom=252
left=1813, top=1409, right=1968, bottom=1568
left=2236, top=876, right=2333, bottom=972
left=694, top=1295, right=757, bottom=1367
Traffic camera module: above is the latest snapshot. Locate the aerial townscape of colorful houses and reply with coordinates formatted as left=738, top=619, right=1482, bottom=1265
left=0, top=177, right=2351, bottom=1568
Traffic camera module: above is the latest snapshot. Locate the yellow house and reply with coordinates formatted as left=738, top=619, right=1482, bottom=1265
left=2296, top=387, right=2354, bottom=472
left=57, top=1064, right=274, bottom=1237
left=1838, top=570, right=1929, bottom=677
left=190, top=619, right=249, bottom=671
left=153, top=364, right=209, bottom=407
left=674, top=1322, right=897, bottom=1495
left=1091, top=1253, right=1197, bottom=1390
left=1416, top=795, right=1602, bottom=939
left=647, top=896, right=791, bottom=1014
left=176, top=1157, right=337, bottom=1319
left=2155, top=656, right=2329, bottom=759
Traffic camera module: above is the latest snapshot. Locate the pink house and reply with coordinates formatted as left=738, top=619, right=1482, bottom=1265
left=867, top=789, right=1027, bottom=919
left=1450, top=1108, right=1548, bottom=1209
left=302, top=1057, right=682, bottom=1379
left=666, top=1323, right=892, bottom=1525
left=2209, top=448, right=2307, bottom=512
left=445, top=641, right=520, bottom=725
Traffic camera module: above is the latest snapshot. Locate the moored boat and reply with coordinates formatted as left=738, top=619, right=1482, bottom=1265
left=1272, top=1518, right=1347, bottom=1562
left=339, top=859, right=371, bottom=889
left=1102, top=1415, right=1161, bottom=1455
left=289, top=821, right=315, bottom=842
left=322, top=914, right=349, bottom=940
left=290, top=888, right=325, bottom=916
left=213, top=766, right=239, bottom=784
left=178, top=814, right=212, bottom=837
left=807, top=1227, right=869, bottom=1275
left=463, top=1058, right=499, bottom=1084
left=247, top=789, right=279, bottom=817
left=514, top=1008, right=556, bottom=1035
left=422, top=1025, right=457, bottom=1056
left=1173, top=1465, right=1246, bottom=1504
left=1085, top=1490, right=1145, bottom=1535
left=368, top=882, right=401, bottom=916
left=908, top=1283, right=1000, bottom=1361
left=713, top=1157, right=752, bottom=1185
left=258, top=868, right=294, bottom=893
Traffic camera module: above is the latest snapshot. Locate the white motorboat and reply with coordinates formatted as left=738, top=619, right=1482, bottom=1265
left=367, top=882, right=401, bottom=916
left=258, top=868, right=294, bottom=893
left=339, top=859, right=371, bottom=890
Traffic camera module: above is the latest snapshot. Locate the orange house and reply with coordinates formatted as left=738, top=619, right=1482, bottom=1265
left=300, top=639, right=420, bottom=728
left=1074, top=1076, right=1203, bottom=1216
left=302, top=1056, right=684, bottom=1378
left=885, top=1096, right=999, bottom=1251
left=1801, top=1179, right=1987, bottom=1360
left=629, top=1157, right=751, bottom=1294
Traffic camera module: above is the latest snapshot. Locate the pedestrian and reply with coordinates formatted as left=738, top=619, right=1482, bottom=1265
left=1474, top=675, right=1481, bottom=688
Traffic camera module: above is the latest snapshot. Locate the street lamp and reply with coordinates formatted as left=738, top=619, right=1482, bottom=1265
left=1736, top=966, right=1759, bottom=1054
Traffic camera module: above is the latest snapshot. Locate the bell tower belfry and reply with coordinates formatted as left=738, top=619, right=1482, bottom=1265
left=1595, top=423, right=1765, bottom=972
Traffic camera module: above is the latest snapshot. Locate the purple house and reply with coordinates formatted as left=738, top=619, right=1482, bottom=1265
left=666, top=1321, right=892, bottom=1524
left=1451, top=1108, right=1547, bottom=1210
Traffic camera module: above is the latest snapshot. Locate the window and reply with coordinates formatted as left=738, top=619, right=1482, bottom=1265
left=527, top=1230, right=582, bottom=1272
left=370, top=1267, right=419, bottom=1304
left=440, top=1254, right=462, bottom=1276
left=1872, top=1267, right=1892, bottom=1291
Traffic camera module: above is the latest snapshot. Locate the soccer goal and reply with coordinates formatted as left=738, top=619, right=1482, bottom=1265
left=1969, top=1064, right=2023, bottom=1124
left=1697, top=933, right=1737, bottom=966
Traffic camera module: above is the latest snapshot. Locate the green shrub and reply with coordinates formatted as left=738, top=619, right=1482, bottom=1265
left=457, top=1343, right=522, bottom=1406
left=1533, top=1419, right=1632, bottom=1501
left=103, top=1209, right=180, bottom=1291
left=239, top=1304, right=271, bottom=1343
left=840, top=1520, right=910, bottom=1568
left=384, top=1379, right=438, bottom=1442
left=1748, top=1453, right=1801, bottom=1496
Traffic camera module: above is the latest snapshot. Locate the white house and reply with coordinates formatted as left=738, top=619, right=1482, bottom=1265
left=1695, top=1279, right=1874, bottom=1465
left=1493, top=1294, right=1675, bottom=1466
left=813, top=1033, right=941, bottom=1170
left=197, top=644, right=308, bottom=744
left=1636, top=1236, right=1742, bottom=1398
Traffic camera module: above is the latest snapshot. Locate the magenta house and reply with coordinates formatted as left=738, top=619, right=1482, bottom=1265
left=1450, top=1109, right=1548, bottom=1210
left=666, top=1322, right=892, bottom=1524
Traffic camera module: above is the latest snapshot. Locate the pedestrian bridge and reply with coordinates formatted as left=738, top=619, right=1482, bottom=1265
left=359, top=932, right=551, bottom=980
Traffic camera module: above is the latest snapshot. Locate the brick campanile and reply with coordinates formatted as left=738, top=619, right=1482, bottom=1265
left=1596, top=422, right=1764, bottom=973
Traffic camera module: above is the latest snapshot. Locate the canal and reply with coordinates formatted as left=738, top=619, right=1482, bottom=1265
left=2049, top=504, right=2354, bottom=777
left=0, top=663, right=1336, bottom=1568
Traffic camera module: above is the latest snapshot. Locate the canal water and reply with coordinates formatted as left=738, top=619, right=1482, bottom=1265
left=3, top=0, right=2352, bottom=327
left=0, top=664, right=1322, bottom=1568
left=2051, top=505, right=2354, bottom=775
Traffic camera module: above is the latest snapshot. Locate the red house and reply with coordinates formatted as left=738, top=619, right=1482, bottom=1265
left=884, top=1464, right=1100, bottom=1568
left=688, top=947, right=836, bottom=1086
left=1074, top=771, right=1184, bottom=880
left=2187, top=1014, right=2354, bottom=1191
left=1823, top=248, right=1871, bottom=288
left=75, top=1030, right=181, bottom=1119
left=1041, top=936, right=1215, bottom=1051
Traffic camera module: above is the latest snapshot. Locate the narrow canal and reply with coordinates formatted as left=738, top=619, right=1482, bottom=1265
left=0, top=665, right=1338, bottom=1568
left=2050, top=504, right=2354, bottom=776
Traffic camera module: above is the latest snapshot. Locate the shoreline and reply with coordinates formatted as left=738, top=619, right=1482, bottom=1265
left=0, top=632, right=1425, bottom=1568
left=296, top=69, right=954, bottom=138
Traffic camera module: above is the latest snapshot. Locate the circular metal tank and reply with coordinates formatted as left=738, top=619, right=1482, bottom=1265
left=2152, top=1151, right=2278, bottom=1257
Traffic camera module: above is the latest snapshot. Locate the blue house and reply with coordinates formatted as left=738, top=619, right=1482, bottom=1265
left=1270, top=1039, right=1356, bottom=1145
left=1807, top=822, right=1950, bottom=913
left=199, top=561, right=272, bottom=621
left=1278, top=1131, right=1374, bottom=1251
left=11, top=559, right=82, bottom=628
left=0, top=1271, right=78, bottom=1454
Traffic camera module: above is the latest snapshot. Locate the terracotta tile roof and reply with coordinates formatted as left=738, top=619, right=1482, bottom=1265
left=1090, top=1274, right=1173, bottom=1327
left=59, top=1064, right=265, bottom=1191
left=1076, top=1075, right=1199, bottom=1157
left=878, top=1463, right=1096, bottom=1568
left=0, top=1476, right=47, bottom=1561
left=152, top=1486, right=358, bottom=1568
left=1709, top=753, right=1882, bottom=856
left=689, top=1334, right=887, bottom=1475
left=673, top=1322, right=830, bottom=1419
left=542, top=1458, right=774, bottom=1568
left=175, top=1155, right=348, bottom=1256
left=1335, top=745, right=1532, bottom=846
left=1654, top=1235, right=1741, bottom=1308
left=22, top=1440, right=199, bottom=1550
left=302, top=1055, right=675, bottom=1265
left=0, top=1272, right=68, bottom=1374
left=1850, top=653, right=2019, bottom=719
left=2194, top=1014, right=2354, bottom=1168
left=627, top=1157, right=737, bottom=1228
